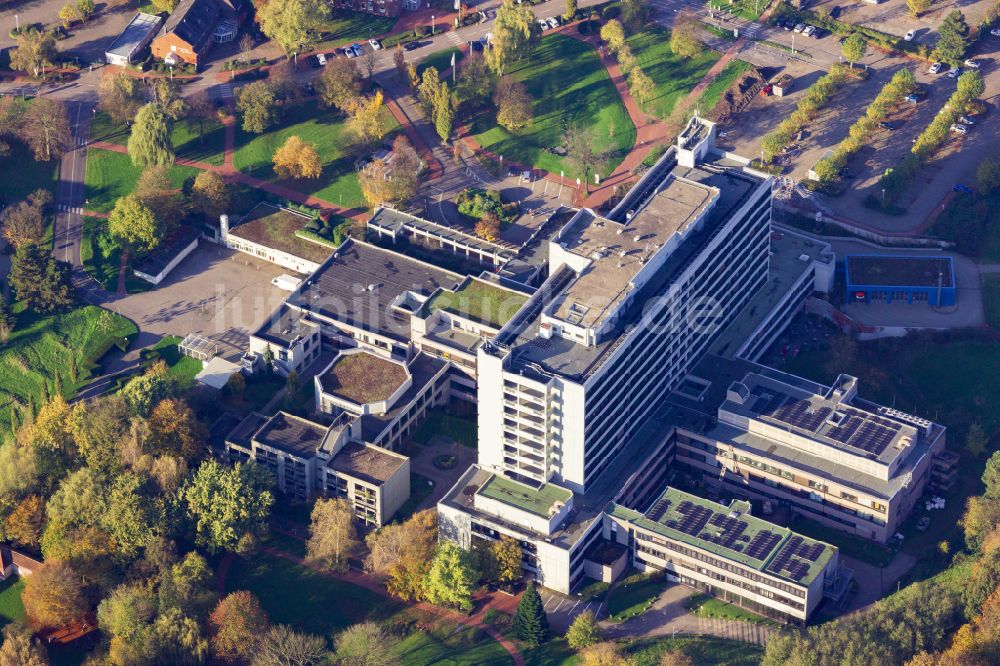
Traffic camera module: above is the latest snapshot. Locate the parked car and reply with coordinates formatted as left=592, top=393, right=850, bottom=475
left=345, top=47, right=357, bottom=58
left=829, top=6, right=841, bottom=18
left=947, top=67, right=961, bottom=78
left=351, top=43, right=363, bottom=57
left=904, top=29, right=917, bottom=41
left=878, top=120, right=897, bottom=130
left=803, top=25, right=816, bottom=37
left=811, top=28, right=825, bottom=39
left=369, top=39, right=381, bottom=50
left=309, top=55, right=322, bottom=68
left=905, top=93, right=920, bottom=103
left=793, top=22, right=806, bottom=32
left=316, top=52, right=327, bottom=66
left=547, top=16, right=560, bottom=28
left=959, top=115, right=976, bottom=125
left=403, top=41, right=420, bottom=51
left=782, top=19, right=793, bottom=30
left=470, top=40, right=483, bottom=52
left=964, top=59, right=980, bottom=69
left=928, top=61, right=943, bottom=74
left=954, top=183, right=973, bottom=194
left=950, top=123, right=968, bottom=134
left=537, top=19, right=548, bottom=30
left=334, top=47, right=347, bottom=57
left=991, top=27, right=1000, bottom=37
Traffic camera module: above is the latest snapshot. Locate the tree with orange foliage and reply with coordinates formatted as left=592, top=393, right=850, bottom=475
left=272, top=136, right=322, bottom=180
left=208, top=591, right=270, bottom=663
left=475, top=213, right=500, bottom=242
left=5, top=494, right=46, bottom=548
left=22, top=561, right=87, bottom=629
left=365, top=508, right=437, bottom=601
left=146, top=398, right=206, bottom=461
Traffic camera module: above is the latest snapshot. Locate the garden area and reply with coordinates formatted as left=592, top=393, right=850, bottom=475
left=0, top=304, right=137, bottom=434
left=0, top=576, right=25, bottom=627
left=412, top=406, right=477, bottom=448
left=232, top=101, right=399, bottom=209
left=606, top=572, right=664, bottom=622
left=225, top=553, right=513, bottom=665
left=625, top=28, right=722, bottom=120
left=684, top=593, right=776, bottom=626
left=469, top=34, right=635, bottom=179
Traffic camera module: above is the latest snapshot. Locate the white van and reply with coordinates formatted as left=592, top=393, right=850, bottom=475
left=271, top=274, right=303, bottom=292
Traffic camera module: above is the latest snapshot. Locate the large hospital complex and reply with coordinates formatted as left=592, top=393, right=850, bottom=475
left=221, top=118, right=947, bottom=624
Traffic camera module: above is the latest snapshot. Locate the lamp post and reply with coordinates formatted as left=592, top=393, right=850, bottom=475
left=431, top=15, right=435, bottom=35
left=14, top=14, right=18, bottom=32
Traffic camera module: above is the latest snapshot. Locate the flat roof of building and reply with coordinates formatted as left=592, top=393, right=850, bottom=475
left=289, top=239, right=461, bottom=341
left=722, top=371, right=920, bottom=465
left=357, top=352, right=448, bottom=442
left=608, top=486, right=836, bottom=586
left=319, top=351, right=409, bottom=405
left=710, top=230, right=833, bottom=359
left=133, top=226, right=199, bottom=278
left=477, top=474, right=572, bottom=518
left=106, top=12, right=162, bottom=59
left=663, top=354, right=945, bottom=498
left=229, top=203, right=332, bottom=265
left=254, top=304, right=319, bottom=347
left=328, top=440, right=407, bottom=485
left=550, top=177, right=716, bottom=331
left=495, top=157, right=763, bottom=381
left=845, top=255, right=954, bottom=289
left=253, top=411, right=329, bottom=457
left=369, top=206, right=518, bottom=256
left=226, top=412, right=269, bottom=449
left=425, top=277, right=530, bottom=329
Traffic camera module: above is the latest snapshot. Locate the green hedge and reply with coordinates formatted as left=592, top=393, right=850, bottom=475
left=759, top=64, right=853, bottom=162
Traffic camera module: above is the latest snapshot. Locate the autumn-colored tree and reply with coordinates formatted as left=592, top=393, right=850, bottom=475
left=347, top=91, right=387, bottom=145
left=191, top=171, right=231, bottom=220
left=272, top=135, right=322, bottom=180
left=366, top=509, right=437, bottom=601
left=1, top=198, right=46, bottom=250
left=492, top=535, right=522, bottom=585
left=19, top=98, right=71, bottom=162
left=318, top=58, right=360, bottom=112
left=135, top=165, right=184, bottom=227
left=208, top=591, right=270, bottom=663
left=628, top=67, right=655, bottom=104
left=475, top=214, right=500, bottom=242
left=600, top=20, right=626, bottom=54
left=393, top=43, right=406, bottom=80
left=494, top=77, right=532, bottom=132
left=9, top=30, right=56, bottom=78
left=566, top=609, right=601, bottom=650
left=670, top=12, right=701, bottom=59
left=305, top=498, right=357, bottom=571
left=128, top=103, right=174, bottom=168
left=147, top=398, right=206, bottom=460
left=417, top=66, right=441, bottom=116
left=580, top=642, right=627, bottom=666
left=22, top=561, right=87, bottom=629
left=0, top=623, right=48, bottom=666
left=486, top=0, right=541, bottom=75
left=5, top=494, right=46, bottom=548
left=98, top=70, right=144, bottom=126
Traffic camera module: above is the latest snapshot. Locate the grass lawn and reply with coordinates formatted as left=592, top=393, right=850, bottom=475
left=141, top=335, right=204, bottom=388
left=697, top=59, right=754, bottom=115
left=84, top=148, right=200, bottom=213
left=412, top=407, right=477, bottom=448
left=316, top=11, right=397, bottom=49
left=521, top=635, right=762, bottom=666
left=983, top=274, right=1000, bottom=329
left=685, top=593, right=776, bottom=625
left=0, top=304, right=137, bottom=433
left=626, top=28, right=722, bottom=120
left=227, top=553, right=513, bottom=665
left=426, top=279, right=528, bottom=328
left=264, top=530, right=308, bottom=559
left=80, top=215, right=120, bottom=291
left=90, top=110, right=227, bottom=166
left=0, top=139, right=59, bottom=206
left=418, top=47, right=463, bottom=77
left=606, top=572, right=664, bottom=622
left=470, top=34, right=635, bottom=179
left=232, top=101, right=398, bottom=209
left=0, top=576, right=25, bottom=627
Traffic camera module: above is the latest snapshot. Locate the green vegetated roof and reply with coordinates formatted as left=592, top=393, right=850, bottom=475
left=425, top=279, right=529, bottom=328
left=320, top=351, right=408, bottom=405
left=608, top=487, right=835, bottom=586
left=230, top=203, right=331, bottom=264
left=478, top=475, right=572, bottom=518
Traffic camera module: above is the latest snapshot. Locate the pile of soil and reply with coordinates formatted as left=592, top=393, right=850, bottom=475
left=707, top=67, right=766, bottom=122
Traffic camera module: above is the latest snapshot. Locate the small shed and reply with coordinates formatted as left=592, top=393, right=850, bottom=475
left=105, top=13, right=162, bottom=67
left=772, top=74, right=794, bottom=97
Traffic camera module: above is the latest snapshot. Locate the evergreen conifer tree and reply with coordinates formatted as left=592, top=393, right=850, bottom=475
left=512, top=581, right=548, bottom=646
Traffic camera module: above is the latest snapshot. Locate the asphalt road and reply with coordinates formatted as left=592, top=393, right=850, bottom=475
left=53, top=100, right=92, bottom=268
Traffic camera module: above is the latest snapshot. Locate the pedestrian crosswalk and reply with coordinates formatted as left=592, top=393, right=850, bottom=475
left=219, top=83, right=234, bottom=99
left=58, top=205, right=84, bottom=214
left=743, top=22, right=762, bottom=39
left=445, top=30, right=463, bottom=46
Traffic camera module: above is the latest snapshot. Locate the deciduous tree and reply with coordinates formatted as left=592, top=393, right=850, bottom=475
left=252, top=625, right=329, bottom=666
left=236, top=81, right=278, bottom=134
left=976, top=155, right=1000, bottom=194
left=670, top=12, right=701, bottom=59
left=435, top=81, right=454, bottom=142
left=272, top=135, right=322, bottom=180
left=841, top=33, right=868, bottom=67
left=1, top=199, right=45, bottom=250
left=347, top=91, right=387, bottom=145
left=393, top=43, right=406, bottom=80
left=209, top=591, right=270, bottom=663
left=9, top=30, right=57, bottom=78
left=5, top=494, right=46, bottom=548
left=494, top=76, right=532, bottom=131
left=59, top=3, right=82, bottom=29
left=966, top=423, right=988, bottom=458
left=600, top=20, right=626, bottom=54
left=256, top=0, right=327, bottom=56
left=424, top=542, right=478, bottom=611
left=628, top=67, right=655, bottom=104
left=457, top=51, right=494, bottom=108
left=135, top=165, right=184, bottom=226
left=98, top=70, right=144, bottom=126
left=191, top=170, right=231, bottom=220
left=580, top=642, right=626, bottom=666
left=566, top=609, right=601, bottom=650
left=907, top=0, right=932, bottom=18
left=365, top=508, right=437, bottom=601
left=318, top=58, right=360, bottom=112
left=108, top=194, right=163, bottom=256
left=333, top=622, right=397, bottom=666
left=492, top=535, right=522, bottom=585
left=305, top=498, right=357, bottom=571
left=564, top=0, right=578, bottom=22
left=564, top=123, right=601, bottom=191
left=621, top=0, right=647, bottom=32
left=20, top=98, right=71, bottom=162
left=22, top=561, right=87, bottom=629
left=0, top=623, right=49, bottom=666
left=486, top=0, right=540, bottom=75
left=128, top=103, right=174, bottom=167
left=183, top=459, right=273, bottom=553
left=475, top=214, right=500, bottom=242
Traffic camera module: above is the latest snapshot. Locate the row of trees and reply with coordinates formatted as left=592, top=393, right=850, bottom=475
left=812, top=68, right=916, bottom=183
left=601, top=19, right=656, bottom=106
left=57, top=0, right=95, bottom=30
left=880, top=70, right=984, bottom=203
left=759, top=65, right=852, bottom=162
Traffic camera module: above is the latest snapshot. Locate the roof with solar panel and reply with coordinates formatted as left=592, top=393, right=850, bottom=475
left=608, top=486, right=836, bottom=586
left=719, top=371, right=925, bottom=468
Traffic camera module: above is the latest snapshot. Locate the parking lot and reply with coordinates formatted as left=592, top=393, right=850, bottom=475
left=539, top=587, right=607, bottom=633
left=100, top=244, right=289, bottom=361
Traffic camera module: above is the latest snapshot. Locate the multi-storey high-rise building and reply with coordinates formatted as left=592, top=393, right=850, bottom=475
left=476, top=118, right=773, bottom=493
